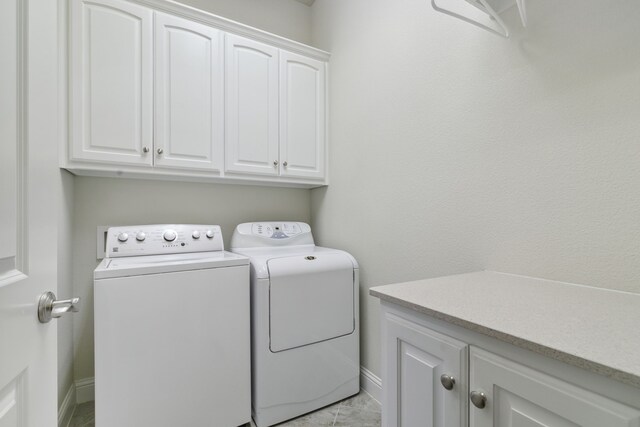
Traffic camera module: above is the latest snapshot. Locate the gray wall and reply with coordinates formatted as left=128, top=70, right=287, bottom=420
left=70, top=0, right=312, bottom=385
left=310, top=0, right=640, bottom=377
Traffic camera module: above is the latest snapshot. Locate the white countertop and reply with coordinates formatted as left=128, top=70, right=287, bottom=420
left=370, top=271, right=640, bottom=388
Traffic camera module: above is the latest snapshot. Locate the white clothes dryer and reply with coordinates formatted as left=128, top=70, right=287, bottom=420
left=94, top=224, right=250, bottom=427
left=231, top=222, right=360, bottom=427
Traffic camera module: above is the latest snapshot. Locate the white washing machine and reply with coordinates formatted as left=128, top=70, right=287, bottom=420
left=94, top=224, right=251, bottom=427
left=231, top=222, right=360, bottom=427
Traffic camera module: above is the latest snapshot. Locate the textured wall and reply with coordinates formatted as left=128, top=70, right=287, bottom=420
left=310, top=0, right=640, bottom=377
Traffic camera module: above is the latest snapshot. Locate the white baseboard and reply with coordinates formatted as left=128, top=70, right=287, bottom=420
left=75, top=377, right=95, bottom=404
left=360, top=366, right=382, bottom=403
left=58, top=384, right=76, bottom=427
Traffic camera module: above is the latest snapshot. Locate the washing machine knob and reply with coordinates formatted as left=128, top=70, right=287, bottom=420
left=206, top=230, right=215, bottom=239
left=192, top=231, right=201, bottom=239
left=136, top=232, right=146, bottom=242
left=117, top=232, right=129, bottom=242
left=163, top=230, right=177, bottom=242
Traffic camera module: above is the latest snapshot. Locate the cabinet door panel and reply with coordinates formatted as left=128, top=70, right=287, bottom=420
left=70, top=0, right=152, bottom=165
left=279, top=51, right=326, bottom=180
left=154, top=13, right=223, bottom=171
left=470, top=347, right=640, bottom=427
left=225, top=35, right=279, bottom=176
left=384, top=312, right=467, bottom=427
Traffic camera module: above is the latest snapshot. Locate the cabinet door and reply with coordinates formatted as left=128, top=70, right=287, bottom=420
left=225, top=34, right=279, bottom=176
left=279, top=51, right=326, bottom=180
left=70, top=0, right=153, bottom=166
left=384, top=312, right=467, bottom=427
left=469, top=347, right=640, bottom=427
left=154, top=13, right=223, bottom=171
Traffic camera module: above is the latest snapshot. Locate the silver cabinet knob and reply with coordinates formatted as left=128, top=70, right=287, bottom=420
left=273, top=160, right=278, bottom=166
left=157, top=148, right=164, bottom=155
left=440, top=374, right=455, bottom=390
left=283, top=161, right=288, bottom=167
left=470, top=391, right=487, bottom=409
left=142, top=146, right=149, bottom=153
left=38, top=292, right=81, bottom=323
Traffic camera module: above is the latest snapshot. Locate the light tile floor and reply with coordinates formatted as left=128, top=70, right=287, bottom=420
left=69, top=392, right=380, bottom=427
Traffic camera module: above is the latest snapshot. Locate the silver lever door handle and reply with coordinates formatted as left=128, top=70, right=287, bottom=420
left=38, top=291, right=81, bottom=323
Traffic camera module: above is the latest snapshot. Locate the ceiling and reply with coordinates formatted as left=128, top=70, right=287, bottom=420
left=293, top=0, right=315, bottom=5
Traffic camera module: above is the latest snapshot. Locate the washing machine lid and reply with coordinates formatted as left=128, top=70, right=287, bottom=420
left=94, top=251, right=248, bottom=280
left=268, top=252, right=355, bottom=352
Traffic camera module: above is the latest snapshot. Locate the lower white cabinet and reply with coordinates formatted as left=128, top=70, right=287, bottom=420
left=384, top=312, right=467, bottom=427
left=470, top=348, right=640, bottom=427
left=382, top=304, right=640, bottom=427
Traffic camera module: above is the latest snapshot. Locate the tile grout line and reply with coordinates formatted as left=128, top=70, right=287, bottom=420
left=332, top=401, right=342, bottom=426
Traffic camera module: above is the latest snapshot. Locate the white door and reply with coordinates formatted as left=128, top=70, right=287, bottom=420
left=70, top=0, right=153, bottom=166
left=154, top=13, right=224, bottom=171
left=0, top=0, right=60, bottom=425
left=469, top=347, right=640, bottom=427
left=383, top=312, right=467, bottom=427
left=279, top=50, right=326, bottom=180
left=225, top=34, right=280, bottom=176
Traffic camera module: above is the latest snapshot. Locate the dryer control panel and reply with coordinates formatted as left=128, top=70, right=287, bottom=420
left=231, top=222, right=314, bottom=248
left=105, top=224, right=223, bottom=258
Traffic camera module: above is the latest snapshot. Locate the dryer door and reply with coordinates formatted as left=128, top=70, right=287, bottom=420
left=268, top=252, right=355, bottom=352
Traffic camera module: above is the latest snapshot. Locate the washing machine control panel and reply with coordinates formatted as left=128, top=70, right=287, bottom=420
left=106, top=224, right=223, bottom=258
left=230, top=222, right=314, bottom=248
left=251, top=222, right=306, bottom=239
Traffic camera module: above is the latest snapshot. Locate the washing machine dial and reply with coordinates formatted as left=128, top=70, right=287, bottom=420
left=192, top=231, right=201, bottom=239
left=163, top=230, right=177, bottom=242
left=206, top=230, right=215, bottom=239
left=117, top=232, right=129, bottom=243
left=136, top=232, right=146, bottom=242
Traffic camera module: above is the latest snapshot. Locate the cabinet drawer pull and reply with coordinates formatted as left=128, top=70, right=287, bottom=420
left=142, top=146, right=149, bottom=153
left=157, top=148, right=164, bottom=155
left=440, top=374, right=455, bottom=390
left=273, top=160, right=278, bottom=166
left=283, top=161, right=288, bottom=167
left=470, top=391, right=487, bottom=409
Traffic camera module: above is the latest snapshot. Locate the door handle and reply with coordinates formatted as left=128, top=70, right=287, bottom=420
left=38, top=291, right=81, bottom=323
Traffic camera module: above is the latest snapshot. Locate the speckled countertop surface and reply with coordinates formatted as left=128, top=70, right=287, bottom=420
left=370, top=271, right=640, bottom=388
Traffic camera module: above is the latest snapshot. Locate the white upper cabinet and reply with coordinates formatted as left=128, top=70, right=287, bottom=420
left=66, top=0, right=330, bottom=187
left=154, top=13, right=223, bottom=171
left=70, top=0, right=153, bottom=166
left=469, top=347, right=640, bottom=427
left=225, top=34, right=280, bottom=176
left=279, top=51, right=326, bottom=180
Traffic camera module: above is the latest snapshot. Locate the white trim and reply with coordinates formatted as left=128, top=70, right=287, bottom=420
left=75, top=377, right=95, bottom=404
left=360, top=366, right=382, bottom=404
left=58, top=383, right=76, bottom=427
left=127, top=0, right=329, bottom=61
